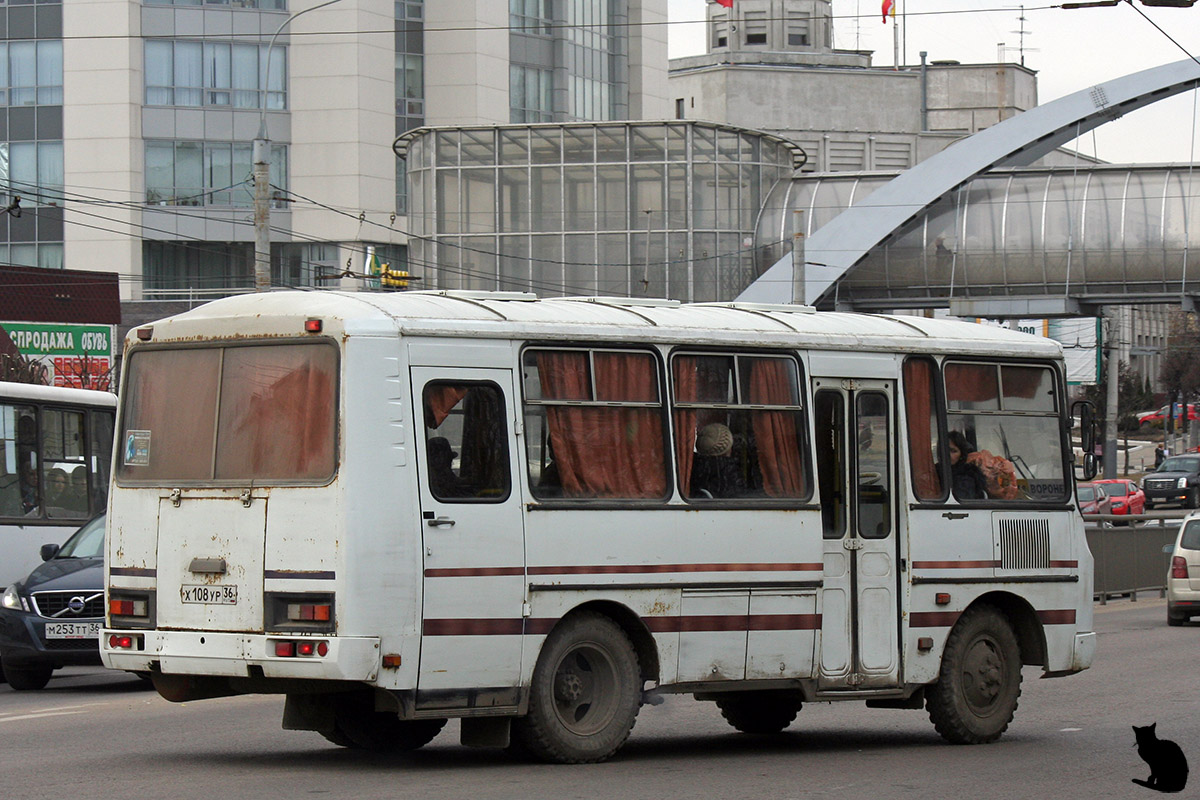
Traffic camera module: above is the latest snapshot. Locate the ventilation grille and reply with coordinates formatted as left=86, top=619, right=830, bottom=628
left=997, top=518, right=1050, bottom=570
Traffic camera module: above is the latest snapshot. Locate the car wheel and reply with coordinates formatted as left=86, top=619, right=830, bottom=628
left=1144, top=501, right=1155, bottom=511
left=1168, top=612, right=1185, bottom=627
left=1188, top=490, right=1199, bottom=510
left=4, top=663, right=53, bottom=691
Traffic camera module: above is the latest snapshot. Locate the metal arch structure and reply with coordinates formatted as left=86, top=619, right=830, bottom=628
left=737, top=58, right=1200, bottom=307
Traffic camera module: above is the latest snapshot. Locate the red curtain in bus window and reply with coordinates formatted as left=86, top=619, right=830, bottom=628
left=672, top=358, right=699, bottom=496
left=746, top=359, right=805, bottom=497
left=903, top=358, right=942, bottom=500
left=944, top=362, right=999, bottom=406
left=424, top=385, right=468, bottom=428
left=536, top=350, right=665, bottom=499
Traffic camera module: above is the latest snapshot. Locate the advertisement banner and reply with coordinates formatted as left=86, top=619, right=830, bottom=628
left=0, top=321, right=117, bottom=390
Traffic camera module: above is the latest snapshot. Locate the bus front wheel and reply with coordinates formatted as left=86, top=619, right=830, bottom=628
left=926, top=604, right=1022, bottom=744
left=514, top=611, right=642, bottom=763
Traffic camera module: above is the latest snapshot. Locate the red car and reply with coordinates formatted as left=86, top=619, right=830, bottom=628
left=1093, top=478, right=1146, bottom=516
left=1076, top=482, right=1112, bottom=515
left=1137, top=404, right=1200, bottom=425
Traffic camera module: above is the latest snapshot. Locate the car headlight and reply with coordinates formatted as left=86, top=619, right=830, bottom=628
left=2, top=585, right=28, bottom=612
left=1179, top=478, right=1188, bottom=489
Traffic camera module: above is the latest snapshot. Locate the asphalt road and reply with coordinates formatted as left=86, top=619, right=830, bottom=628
left=1, top=598, right=1194, bottom=800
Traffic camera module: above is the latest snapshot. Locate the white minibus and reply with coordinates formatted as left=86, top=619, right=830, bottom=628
left=102, top=291, right=1096, bottom=763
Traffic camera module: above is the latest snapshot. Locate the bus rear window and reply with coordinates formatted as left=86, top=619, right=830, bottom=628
left=118, top=343, right=337, bottom=483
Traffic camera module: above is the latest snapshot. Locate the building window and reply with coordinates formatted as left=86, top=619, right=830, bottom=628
left=0, top=41, right=63, bottom=107
left=144, top=0, right=288, bottom=8
left=143, top=241, right=307, bottom=297
left=0, top=140, right=63, bottom=205
left=744, top=11, right=768, bottom=46
left=145, top=140, right=287, bottom=207
left=510, top=65, right=553, bottom=123
left=675, top=98, right=685, bottom=120
left=510, top=0, right=553, bottom=36
left=787, top=13, right=810, bottom=47
left=145, top=40, right=286, bottom=109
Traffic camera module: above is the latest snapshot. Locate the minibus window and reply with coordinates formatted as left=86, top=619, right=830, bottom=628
left=903, top=358, right=944, bottom=501
left=672, top=353, right=808, bottom=502
left=118, top=342, right=336, bottom=483
left=523, top=348, right=667, bottom=500
left=943, top=361, right=1066, bottom=503
left=422, top=382, right=510, bottom=502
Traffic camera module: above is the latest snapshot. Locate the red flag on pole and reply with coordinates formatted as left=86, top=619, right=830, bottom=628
left=715, top=0, right=733, bottom=7
left=882, top=0, right=894, bottom=22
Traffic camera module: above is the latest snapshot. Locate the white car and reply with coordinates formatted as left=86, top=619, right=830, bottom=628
left=1167, top=512, right=1200, bottom=626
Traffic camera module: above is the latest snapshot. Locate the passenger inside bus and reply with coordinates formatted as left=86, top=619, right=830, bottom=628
left=427, top=437, right=467, bottom=498
left=18, top=462, right=39, bottom=515
left=947, top=430, right=987, bottom=500
left=689, top=423, right=746, bottom=499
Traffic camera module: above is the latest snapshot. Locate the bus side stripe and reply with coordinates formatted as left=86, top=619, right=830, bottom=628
left=428, top=615, right=823, bottom=636
left=911, top=608, right=1077, bottom=628
left=527, top=563, right=823, bottom=575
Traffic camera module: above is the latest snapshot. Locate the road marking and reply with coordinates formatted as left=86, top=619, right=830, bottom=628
left=0, top=701, right=106, bottom=721
left=1060, top=727, right=1083, bottom=732
left=0, top=710, right=88, bottom=724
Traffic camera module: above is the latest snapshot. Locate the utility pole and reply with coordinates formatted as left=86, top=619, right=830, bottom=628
left=1104, top=308, right=1120, bottom=479
left=253, top=0, right=343, bottom=292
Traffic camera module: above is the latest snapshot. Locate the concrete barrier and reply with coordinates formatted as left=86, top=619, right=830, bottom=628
left=1084, top=514, right=1180, bottom=602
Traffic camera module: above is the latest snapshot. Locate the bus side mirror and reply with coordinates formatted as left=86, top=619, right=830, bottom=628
left=1072, top=400, right=1098, bottom=482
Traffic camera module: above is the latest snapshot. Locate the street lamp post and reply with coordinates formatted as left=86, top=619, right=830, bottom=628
left=254, top=0, right=343, bottom=292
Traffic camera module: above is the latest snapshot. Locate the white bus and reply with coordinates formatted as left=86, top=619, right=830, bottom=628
left=0, top=382, right=116, bottom=589
left=102, top=291, right=1097, bottom=763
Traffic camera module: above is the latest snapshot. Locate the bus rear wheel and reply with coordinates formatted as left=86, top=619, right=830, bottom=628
left=328, top=692, right=446, bottom=752
left=513, top=611, right=642, bottom=764
left=926, top=604, right=1022, bottom=744
left=715, top=691, right=802, bottom=734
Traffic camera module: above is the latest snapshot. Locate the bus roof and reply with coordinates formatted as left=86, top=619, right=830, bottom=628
left=0, top=381, right=117, bottom=407
left=131, top=290, right=1064, bottom=359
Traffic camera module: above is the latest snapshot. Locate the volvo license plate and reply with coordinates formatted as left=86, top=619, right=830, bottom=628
left=180, top=584, right=238, bottom=605
left=45, top=621, right=101, bottom=639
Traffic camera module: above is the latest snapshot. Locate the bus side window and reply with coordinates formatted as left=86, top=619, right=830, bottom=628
left=422, top=382, right=511, bottom=503
left=0, top=405, right=38, bottom=518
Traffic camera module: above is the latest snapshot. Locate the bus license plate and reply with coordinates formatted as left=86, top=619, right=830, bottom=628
left=180, top=585, right=238, bottom=605
left=45, top=621, right=101, bottom=639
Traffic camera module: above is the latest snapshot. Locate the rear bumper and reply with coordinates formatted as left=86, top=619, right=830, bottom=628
left=100, top=629, right=381, bottom=682
left=1144, top=488, right=1191, bottom=504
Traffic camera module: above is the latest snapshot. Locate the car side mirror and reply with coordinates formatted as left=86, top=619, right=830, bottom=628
left=40, top=543, right=60, bottom=561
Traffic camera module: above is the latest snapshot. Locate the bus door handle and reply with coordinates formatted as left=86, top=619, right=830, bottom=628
left=427, top=516, right=456, bottom=528
left=942, top=512, right=968, bottom=520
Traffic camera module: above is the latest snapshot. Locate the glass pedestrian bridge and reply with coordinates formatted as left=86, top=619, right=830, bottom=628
left=756, top=163, right=1200, bottom=313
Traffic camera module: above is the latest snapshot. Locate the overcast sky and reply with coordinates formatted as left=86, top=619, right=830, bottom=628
left=666, top=0, right=1200, bottom=165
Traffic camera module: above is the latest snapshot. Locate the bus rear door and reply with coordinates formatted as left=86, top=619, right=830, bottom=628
left=410, top=366, right=526, bottom=705
left=812, top=376, right=900, bottom=691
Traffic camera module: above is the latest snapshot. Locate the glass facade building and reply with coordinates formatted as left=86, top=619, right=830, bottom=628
left=756, top=165, right=1200, bottom=307
left=399, top=120, right=802, bottom=301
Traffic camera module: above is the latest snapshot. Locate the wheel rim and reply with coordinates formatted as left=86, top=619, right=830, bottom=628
left=550, top=641, right=620, bottom=736
left=959, top=633, right=1008, bottom=716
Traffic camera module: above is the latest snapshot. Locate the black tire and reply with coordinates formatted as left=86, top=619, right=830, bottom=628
left=329, top=692, right=446, bottom=752
left=4, top=663, right=53, bottom=691
left=1167, top=612, right=1185, bottom=627
left=513, top=611, right=642, bottom=764
left=715, top=691, right=803, bottom=734
left=1144, top=501, right=1155, bottom=511
left=1188, top=489, right=1198, bottom=510
left=926, top=604, right=1022, bottom=745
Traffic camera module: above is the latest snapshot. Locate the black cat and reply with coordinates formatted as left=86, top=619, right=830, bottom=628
left=1132, top=723, right=1189, bottom=793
